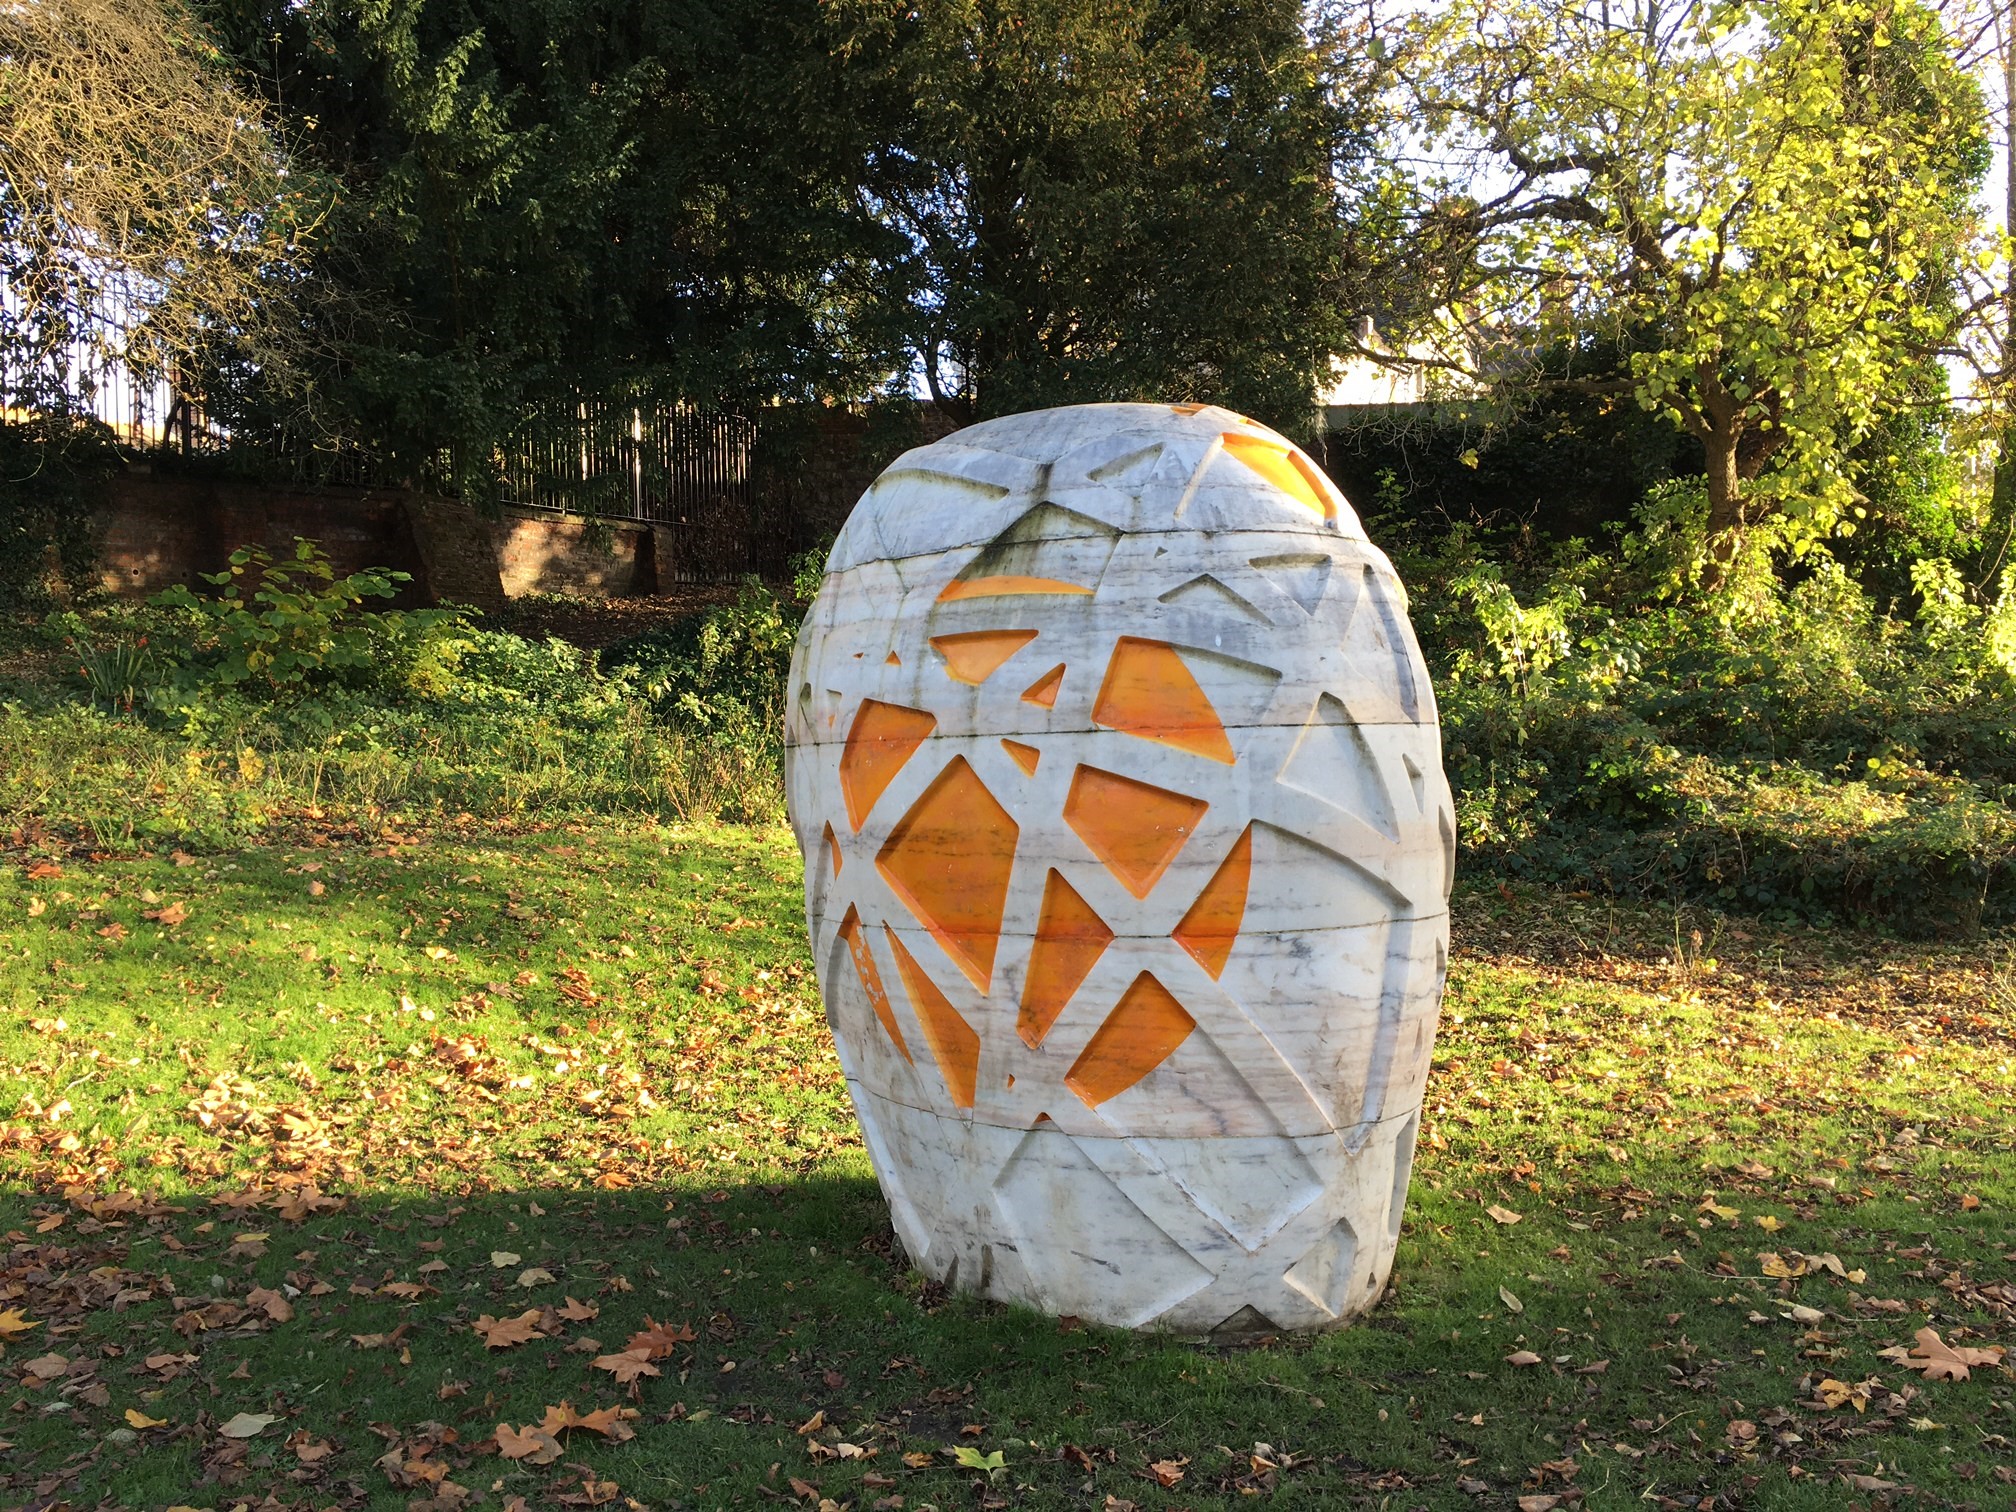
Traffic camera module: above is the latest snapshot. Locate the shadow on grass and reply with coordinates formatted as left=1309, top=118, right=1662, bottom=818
left=4, top=1165, right=2014, bottom=1512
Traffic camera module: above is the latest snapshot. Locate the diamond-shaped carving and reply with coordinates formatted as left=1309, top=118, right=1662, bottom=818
left=1018, top=871, right=1113, bottom=1049
left=1064, top=972, right=1195, bottom=1108
left=1282, top=1215, right=1360, bottom=1318
left=876, top=756, right=1019, bottom=991
left=1063, top=765, right=1207, bottom=898
left=839, top=699, right=936, bottom=831
left=1092, top=638, right=1235, bottom=764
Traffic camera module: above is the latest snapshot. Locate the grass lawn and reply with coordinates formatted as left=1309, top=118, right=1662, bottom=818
left=0, top=816, right=2011, bottom=1512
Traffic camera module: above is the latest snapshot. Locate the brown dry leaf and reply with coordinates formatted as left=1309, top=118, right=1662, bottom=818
left=518, top=1267, right=556, bottom=1288
left=1892, top=1327, right=2006, bottom=1382
left=1145, top=1458, right=1186, bottom=1487
left=22, top=1353, right=67, bottom=1381
left=143, top=902, right=189, bottom=926
left=473, top=1310, right=544, bottom=1349
left=592, top=1348, right=661, bottom=1383
left=1505, top=1350, right=1543, bottom=1367
left=625, top=1319, right=697, bottom=1358
left=26, top=860, right=62, bottom=881
left=1485, top=1204, right=1523, bottom=1225
left=796, top=1410, right=826, bottom=1436
left=292, top=1436, right=335, bottom=1464
left=558, top=1405, right=634, bottom=1442
left=1517, top=1497, right=1562, bottom=1512
left=1499, top=1286, right=1524, bottom=1313
left=25, top=896, right=44, bottom=917
left=495, top=1423, right=564, bottom=1464
left=558, top=1296, right=599, bottom=1322
left=124, top=1408, right=169, bottom=1429
left=246, top=1286, right=293, bottom=1323
left=218, top=1411, right=276, bottom=1439
left=379, top=1281, right=429, bottom=1300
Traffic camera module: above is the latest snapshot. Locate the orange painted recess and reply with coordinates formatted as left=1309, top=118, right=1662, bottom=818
left=1172, top=825, right=1253, bottom=979
left=1092, top=637, right=1235, bottom=764
left=1064, top=765, right=1208, bottom=899
left=1018, top=870, right=1114, bottom=1049
left=822, top=822, right=843, bottom=876
left=930, top=628, right=1039, bottom=685
left=1021, top=664, right=1066, bottom=709
left=876, top=756, right=1020, bottom=992
left=886, top=651, right=902, bottom=666
left=1065, top=972, right=1196, bottom=1108
left=839, top=699, right=937, bottom=831
left=1000, top=739, right=1041, bottom=776
left=884, top=927, right=980, bottom=1109
left=1221, top=433, right=1336, bottom=523
left=838, top=907, right=910, bottom=1063
left=938, top=575, right=1092, bottom=602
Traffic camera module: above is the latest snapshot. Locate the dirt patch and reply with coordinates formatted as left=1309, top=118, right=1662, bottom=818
left=482, top=587, right=755, bottom=649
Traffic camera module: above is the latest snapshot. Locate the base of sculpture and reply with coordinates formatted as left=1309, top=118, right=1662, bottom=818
left=852, top=1081, right=1422, bottom=1333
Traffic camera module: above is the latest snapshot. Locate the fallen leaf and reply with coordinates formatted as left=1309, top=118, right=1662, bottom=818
left=624, top=1319, right=696, bottom=1358
left=1505, top=1350, right=1542, bottom=1367
left=246, top=1286, right=293, bottom=1323
left=124, top=1408, right=169, bottom=1430
left=1486, top=1204, right=1523, bottom=1225
left=1499, top=1285, right=1524, bottom=1313
left=495, top=1423, right=564, bottom=1464
left=219, top=1412, right=276, bottom=1439
left=473, top=1311, right=544, bottom=1349
left=491, top=1250, right=522, bottom=1268
left=1517, top=1497, right=1561, bottom=1512
left=797, top=1410, right=826, bottom=1436
left=1145, top=1458, right=1186, bottom=1487
left=0, top=1309, right=39, bottom=1338
left=592, top=1348, right=661, bottom=1383
left=518, top=1267, right=556, bottom=1288
left=144, top=902, right=189, bottom=926
left=1893, top=1327, right=2005, bottom=1382
left=558, top=1297, right=599, bottom=1321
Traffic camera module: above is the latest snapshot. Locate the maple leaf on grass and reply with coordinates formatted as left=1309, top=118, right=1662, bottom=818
left=592, top=1347, right=661, bottom=1383
left=473, top=1310, right=544, bottom=1349
left=624, top=1317, right=697, bottom=1358
left=540, top=1403, right=635, bottom=1442
left=1881, top=1327, right=2006, bottom=1381
left=494, top=1422, right=564, bottom=1464
left=0, top=1309, right=39, bottom=1337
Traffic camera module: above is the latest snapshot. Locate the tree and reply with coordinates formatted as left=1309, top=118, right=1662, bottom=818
left=1369, top=0, right=1988, bottom=582
left=0, top=0, right=320, bottom=411
left=199, top=0, right=906, bottom=490
left=829, top=0, right=1364, bottom=431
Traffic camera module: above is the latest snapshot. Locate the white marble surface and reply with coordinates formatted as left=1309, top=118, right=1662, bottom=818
left=786, top=402, right=1452, bottom=1333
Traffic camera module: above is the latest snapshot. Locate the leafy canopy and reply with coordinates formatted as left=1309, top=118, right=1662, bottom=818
left=1381, top=0, right=1988, bottom=559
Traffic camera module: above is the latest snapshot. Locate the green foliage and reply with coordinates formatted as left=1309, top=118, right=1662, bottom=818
left=1396, top=511, right=2016, bottom=934
left=149, top=538, right=457, bottom=705
left=602, top=581, right=799, bottom=736
left=1385, top=0, right=1990, bottom=565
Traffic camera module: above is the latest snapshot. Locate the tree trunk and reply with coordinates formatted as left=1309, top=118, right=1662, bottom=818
left=1986, top=11, right=2016, bottom=586
left=1700, top=423, right=1745, bottom=591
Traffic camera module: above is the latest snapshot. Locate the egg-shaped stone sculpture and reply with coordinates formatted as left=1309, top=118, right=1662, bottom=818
left=785, top=402, right=1452, bottom=1334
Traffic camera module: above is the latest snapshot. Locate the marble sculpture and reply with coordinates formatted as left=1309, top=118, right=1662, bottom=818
left=785, top=402, right=1452, bottom=1333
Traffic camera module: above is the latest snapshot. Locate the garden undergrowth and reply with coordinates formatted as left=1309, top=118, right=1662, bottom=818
left=0, top=821, right=2010, bottom=1512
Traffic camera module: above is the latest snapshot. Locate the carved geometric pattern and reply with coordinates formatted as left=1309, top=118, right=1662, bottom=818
left=838, top=906, right=910, bottom=1062
left=885, top=927, right=980, bottom=1108
left=1064, top=971, right=1196, bottom=1108
left=1092, top=637, right=1236, bottom=764
left=1171, top=824, right=1253, bottom=979
left=876, top=757, right=1019, bottom=991
left=1220, top=432, right=1338, bottom=525
left=1018, top=871, right=1113, bottom=1049
left=1020, top=663, right=1066, bottom=708
left=1063, top=765, right=1209, bottom=898
left=839, top=699, right=936, bottom=831
left=788, top=402, right=1451, bottom=1333
left=932, top=629, right=1039, bottom=684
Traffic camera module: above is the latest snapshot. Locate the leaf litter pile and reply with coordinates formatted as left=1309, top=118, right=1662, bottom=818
left=1, top=818, right=2012, bottom=1511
